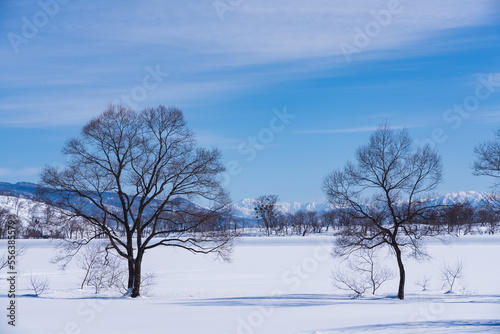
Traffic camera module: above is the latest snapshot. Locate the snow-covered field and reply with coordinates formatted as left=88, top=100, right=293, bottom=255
left=1, top=235, right=499, bottom=333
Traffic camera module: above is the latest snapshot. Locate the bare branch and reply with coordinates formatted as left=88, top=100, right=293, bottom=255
left=40, top=104, right=237, bottom=297
left=323, top=123, right=444, bottom=300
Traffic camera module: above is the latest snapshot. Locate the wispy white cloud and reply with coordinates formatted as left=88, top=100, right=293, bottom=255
left=0, top=167, right=41, bottom=177
left=194, top=132, right=240, bottom=148
left=63, top=0, right=496, bottom=66
left=297, top=124, right=416, bottom=134
left=1, top=0, right=498, bottom=126
left=475, top=107, right=500, bottom=123
left=297, top=126, right=379, bottom=134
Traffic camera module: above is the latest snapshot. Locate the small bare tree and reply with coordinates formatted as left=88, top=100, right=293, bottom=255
left=77, top=243, right=104, bottom=290
left=254, top=195, right=279, bottom=236
left=0, top=255, right=7, bottom=272
left=0, top=214, right=27, bottom=272
left=332, top=248, right=394, bottom=297
left=414, top=274, right=432, bottom=291
left=331, top=268, right=369, bottom=298
left=77, top=243, right=126, bottom=293
left=353, top=248, right=395, bottom=295
left=321, top=210, right=337, bottom=232
left=291, top=211, right=307, bottom=236
left=27, top=274, right=50, bottom=297
left=441, top=260, right=465, bottom=293
left=323, top=124, right=443, bottom=299
left=0, top=208, right=11, bottom=239
left=0, top=245, right=27, bottom=273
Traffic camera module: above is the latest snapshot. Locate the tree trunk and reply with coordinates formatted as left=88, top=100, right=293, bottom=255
left=394, top=244, right=405, bottom=300
left=131, top=256, right=142, bottom=298
left=127, top=258, right=135, bottom=290
left=126, top=239, right=134, bottom=291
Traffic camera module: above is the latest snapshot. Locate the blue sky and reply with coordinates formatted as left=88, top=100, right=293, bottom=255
left=1, top=0, right=500, bottom=203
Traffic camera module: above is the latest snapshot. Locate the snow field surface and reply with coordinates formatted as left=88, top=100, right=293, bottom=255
left=0, top=235, right=499, bottom=333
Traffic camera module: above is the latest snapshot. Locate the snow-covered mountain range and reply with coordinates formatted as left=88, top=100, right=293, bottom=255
left=232, top=198, right=336, bottom=219
left=232, top=191, right=491, bottom=219
left=0, top=182, right=493, bottom=223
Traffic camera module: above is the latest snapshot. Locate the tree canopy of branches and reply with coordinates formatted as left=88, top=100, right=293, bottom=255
left=254, top=195, right=279, bottom=236
left=40, top=104, right=236, bottom=298
left=473, top=128, right=500, bottom=183
left=322, top=124, right=443, bottom=300
left=473, top=128, right=500, bottom=214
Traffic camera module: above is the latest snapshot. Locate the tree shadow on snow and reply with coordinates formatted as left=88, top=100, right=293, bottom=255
left=172, top=293, right=405, bottom=308
left=171, top=293, right=500, bottom=309
left=304, top=319, right=500, bottom=333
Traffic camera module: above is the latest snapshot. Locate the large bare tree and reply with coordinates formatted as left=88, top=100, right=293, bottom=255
left=322, top=124, right=443, bottom=299
left=40, top=104, right=235, bottom=297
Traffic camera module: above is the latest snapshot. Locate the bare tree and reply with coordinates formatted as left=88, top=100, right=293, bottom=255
left=0, top=245, right=27, bottom=273
left=441, top=260, right=465, bottom=293
left=351, top=248, right=395, bottom=295
left=473, top=128, right=500, bottom=183
left=440, top=201, right=477, bottom=235
left=414, top=274, right=432, bottom=291
left=40, top=104, right=236, bottom=298
left=0, top=208, right=11, bottom=239
left=254, top=195, right=279, bottom=236
left=305, top=211, right=320, bottom=234
left=0, top=214, right=27, bottom=272
left=12, top=197, right=26, bottom=218
left=321, top=210, right=337, bottom=232
left=331, top=268, right=369, bottom=298
left=291, top=211, right=306, bottom=236
left=77, top=243, right=127, bottom=293
left=272, top=213, right=288, bottom=235
left=476, top=207, right=499, bottom=235
left=473, top=128, right=500, bottom=216
left=323, top=124, right=443, bottom=299
left=78, top=244, right=102, bottom=290
left=0, top=255, right=7, bottom=272
left=27, top=274, right=50, bottom=297
left=332, top=248, right=394, bottom=297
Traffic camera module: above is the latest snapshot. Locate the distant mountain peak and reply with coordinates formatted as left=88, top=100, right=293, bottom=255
left=232, top=191, right=491, bottom=219
left=0, top=182, right=493, bottom=220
